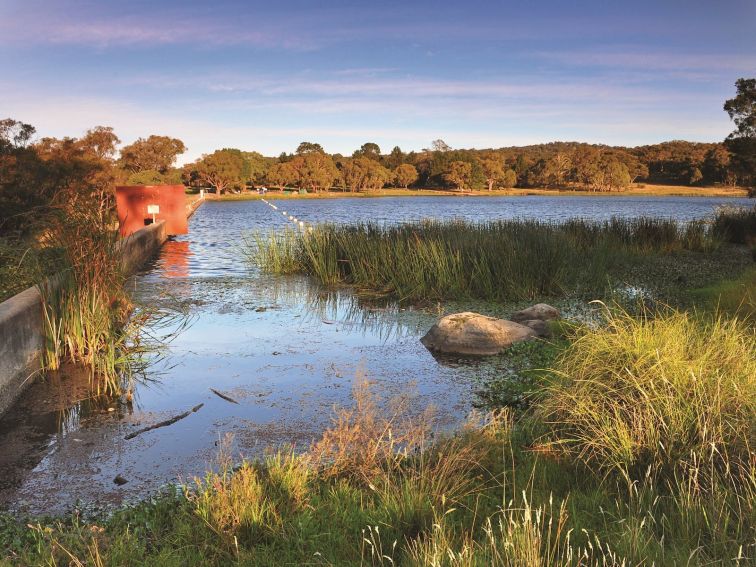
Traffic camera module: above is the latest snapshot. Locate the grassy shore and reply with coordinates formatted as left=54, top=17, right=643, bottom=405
left=1, top=303, right=753, bottom=566
left=212, top=183, right=750, bottom=201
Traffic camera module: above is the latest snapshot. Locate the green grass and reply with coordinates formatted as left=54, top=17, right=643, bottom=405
left=687, top=266, right=756, bottom=322
left=536, top=306, right=755, bottom=483
left=2, top=308, right=753, bottom=566
left=247, top=217, right=723, bottom=304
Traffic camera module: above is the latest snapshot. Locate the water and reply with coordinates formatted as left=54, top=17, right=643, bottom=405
left=0, top=195, right=750, bottom=515
left=252, top=195, right=752, bottom=226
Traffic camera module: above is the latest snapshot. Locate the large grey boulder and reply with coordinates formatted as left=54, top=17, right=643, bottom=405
left=510, top=303, right=560, bottom=324
left=420, top=312, right=536, bottom=356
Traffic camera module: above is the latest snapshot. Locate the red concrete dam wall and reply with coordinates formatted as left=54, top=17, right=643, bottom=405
left=116, top=185, right=188, bottom=237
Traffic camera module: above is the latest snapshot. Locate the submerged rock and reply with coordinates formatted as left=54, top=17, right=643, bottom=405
left=420, top=312, right=536, bottom=356
left=510, top=303, right=560, bottom=323
left=522, top=319, right=551, bottom=338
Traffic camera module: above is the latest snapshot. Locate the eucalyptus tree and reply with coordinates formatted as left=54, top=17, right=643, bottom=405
left=192, top=148, right=246, bottom=194
left=119, top=135, right=186, bottom=175
left=393, top=164, right=418, bottom=189
left=723, top=78, right=755, bottom=186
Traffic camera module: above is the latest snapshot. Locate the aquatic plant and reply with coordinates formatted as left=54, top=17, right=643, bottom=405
left=249, top=217, right=722, bottom=303
left=36, top=207, right=187, bottom=398
left=712, top=204, right=756, bottom=247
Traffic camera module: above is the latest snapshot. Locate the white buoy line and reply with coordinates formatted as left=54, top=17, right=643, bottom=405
left=261, top=198, right=314, bottom=232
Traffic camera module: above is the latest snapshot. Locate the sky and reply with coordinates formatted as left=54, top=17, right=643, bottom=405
left=1, top=0, right=754, bottom=163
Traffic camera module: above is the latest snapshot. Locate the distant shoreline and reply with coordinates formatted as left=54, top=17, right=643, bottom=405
left=209, top=184, right=750, bottom=202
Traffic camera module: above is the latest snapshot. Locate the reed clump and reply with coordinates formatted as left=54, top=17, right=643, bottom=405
left=712, top=204, right=756, bottom=246
left=37, top=207, right=136, bottom=397
left=250, top=217, right=719, bottom=302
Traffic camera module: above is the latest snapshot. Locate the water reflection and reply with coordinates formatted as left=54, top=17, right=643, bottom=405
left=0, top=366, right=129, bottom=496
left=161, top=240, right=192, bottom=279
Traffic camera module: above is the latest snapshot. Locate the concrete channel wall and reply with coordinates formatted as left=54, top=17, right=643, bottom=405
left=0, top=196, right=204, bottom=417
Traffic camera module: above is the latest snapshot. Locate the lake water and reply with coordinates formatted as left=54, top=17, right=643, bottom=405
left=0, top=195, right=751, bottom=515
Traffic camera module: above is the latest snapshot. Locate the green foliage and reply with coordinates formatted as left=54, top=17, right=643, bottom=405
left=190, top=148, right=247, bottom=194
left=444, top=160, right=473, bottom=191
left=126, top=168, right=168, bottom=185
left=119, top=135, right=186, bottom=174
left=0, top=237, right=59, bottom=301
left=687, top=266, right=756, bottom=321
left=1, top=119, right=119, bottom=236
left=712, top=205, right=756, bottom=245
left=241, top=151, right=270, bottom=186
left=340, top=156, right=391, bottom=191
left=537, top=306, right=756, bottom=484
left=393, top=163, right=419, bottom=188
left=250, top=217, right=720, bottom=303
left=352, top=142, right=381, bottom=160
left=724, top=78, right=756, bottom=140
left=474, top=338, right=569, bottom=409
left=296, top=141, right=324, bottom=155
left=723, top=78, right=756, bottom=187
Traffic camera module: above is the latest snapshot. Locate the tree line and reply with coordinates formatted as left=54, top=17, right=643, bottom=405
left=1, top=79, right=753, bottom=232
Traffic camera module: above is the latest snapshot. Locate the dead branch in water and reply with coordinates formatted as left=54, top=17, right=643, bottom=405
left=210, top=388, right=239, bottom=404
left=124, top=403, right=204, bottom=440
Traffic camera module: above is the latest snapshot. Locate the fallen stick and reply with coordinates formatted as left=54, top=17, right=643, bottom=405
left=210, top=388, right=239, bottom=404
left=124, top=403, right=204, bottom=440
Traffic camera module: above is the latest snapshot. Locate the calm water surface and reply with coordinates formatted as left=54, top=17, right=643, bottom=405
left=0, top=195, right=750, bottom=514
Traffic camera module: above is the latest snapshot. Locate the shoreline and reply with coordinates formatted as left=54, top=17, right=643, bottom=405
left=208, top=184, right=751, bottom=201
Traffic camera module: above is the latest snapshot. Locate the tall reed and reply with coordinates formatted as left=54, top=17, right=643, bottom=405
left=37, top=207, right=135, bottom=396
left=712, top=205, right=756, bottom=246
left=249, top=217, right=718, bottom=302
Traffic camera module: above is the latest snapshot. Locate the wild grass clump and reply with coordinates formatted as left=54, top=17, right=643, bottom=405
left=712, top=205, right=756, bottom=246
left=306, top=375, right=435, bottom=480
left=249, top=217, right=720, bottom=302
left=37, top=208, right=140, bottom=397
left=536, top=305, right=756, bottom=486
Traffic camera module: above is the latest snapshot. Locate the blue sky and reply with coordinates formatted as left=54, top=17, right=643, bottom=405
left=1, top=0, right=754, bottom=163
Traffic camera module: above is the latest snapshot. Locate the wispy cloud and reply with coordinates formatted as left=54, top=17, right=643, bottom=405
left=534, top=49, right=756, bottom=74
left=0, top=4, right=320, bottom=50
